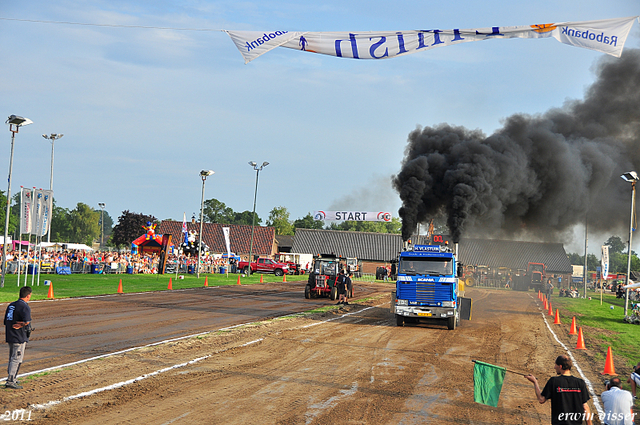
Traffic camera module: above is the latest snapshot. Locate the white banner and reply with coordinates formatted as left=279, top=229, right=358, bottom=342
left=226, top=16, right=638, bottom=64
left=28, top=189, right=54, bottom=237
left=20, top=187, right=33, bottom=235
left=601, top=245, right=609, bottom=280
left=222, top=227, right=231, bottom=255
left=40, top=190, right=53, bottom=237
left=313, top=211, right=392, bottom=222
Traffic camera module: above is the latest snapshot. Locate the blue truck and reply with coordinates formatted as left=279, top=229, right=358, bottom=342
left=391, top=243, right=472, bottom=330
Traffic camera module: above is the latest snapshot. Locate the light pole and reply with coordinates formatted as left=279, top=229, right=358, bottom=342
left=42, top=133, right=63, bottom=243
left=98, top=203, right=105, bottom=247
left=42, top=134, right=63, bottom=242
left=197, top=170, right=214, bottom=278
left=621, top=171, right=638, bottom=317
left=2, top=115, right=33, bottom=288
left=247, top=161, right=268, bottom=274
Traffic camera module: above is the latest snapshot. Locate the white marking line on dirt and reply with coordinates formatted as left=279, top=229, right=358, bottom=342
left=533, top=295, right=604, bottom=418
left=300, top=305, right=380, bottom=328
left=31, top=338, right=264, bottom=410
left=305, top=382, right=358, bottom=425
left=0, top=317, right=267, bottom=384
left=162, top=412, right=191, bottom=425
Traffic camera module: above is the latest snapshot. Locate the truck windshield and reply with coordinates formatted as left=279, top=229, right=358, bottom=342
left=398, top=257, right=453, bottom=276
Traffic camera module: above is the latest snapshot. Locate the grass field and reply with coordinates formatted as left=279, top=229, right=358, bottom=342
left=547, top=290, right=640, bottom=371
left=0, top=272, right=307, bottom=303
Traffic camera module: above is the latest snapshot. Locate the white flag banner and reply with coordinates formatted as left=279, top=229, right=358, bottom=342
left=30, top=189, right=54, bottom=236
left=40, top=190, right=53, bottom=237
left=601, top=245, right=609, bottom=280
left=313, top=211, right=392, bottom=222
left=20, top=187, right=33, bottom=235
left=226, top=16, right=638, bottom=64
left=222, top=227, right=231, bottom=255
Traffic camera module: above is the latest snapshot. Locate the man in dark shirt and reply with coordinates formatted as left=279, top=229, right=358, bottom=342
left=525, top=355, right=592, bottom=425
left=4, top=286, right=32, bottom=389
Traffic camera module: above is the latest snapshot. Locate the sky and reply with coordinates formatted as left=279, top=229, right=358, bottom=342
left=0, top=1, right=639, bottom=255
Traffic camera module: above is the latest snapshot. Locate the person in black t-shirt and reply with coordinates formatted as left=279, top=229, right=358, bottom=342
left=525, top=355, right=592, bottom=425
left=4, top=286, right=32, bottom=390
left=336, top=269, right=347, bottom=305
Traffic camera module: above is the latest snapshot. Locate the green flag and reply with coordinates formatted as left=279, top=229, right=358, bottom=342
left=473, top=360, right=506, bottom=407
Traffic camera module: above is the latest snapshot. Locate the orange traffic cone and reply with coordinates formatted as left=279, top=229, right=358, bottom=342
left=283, top=274, right=287, bottom=283
left=237, top=275, right=241, bottom=285
left=260, top=274, right=263, bottom=283
left=47, top=281, right=54, bottom=299
left=554, top=308, right=561, bottom=324
left=168, top=277, right=173, bottom=290
left=543, top=298, right=548, bottom=310
left=548, top=302, right=553, bottom=316
left=204, top=276, right=208, bottom=287
left=602, top=346, right=616, bottom=375
left=576, top=327, right=586, bottom=350
left=117, top=279, right=123, bottom=294
left=538, top=290, right=541, bottom=300
left=569, top=316, right=577, bottom=335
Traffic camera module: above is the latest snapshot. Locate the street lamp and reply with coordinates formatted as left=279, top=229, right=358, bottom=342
left=98, top=203, right=106, bottom=247
left=197, top=170, right=214, bottom=278
left=43, top=133, right=63, bottom=242
left=621, top=171, right=638, bottom=317
left=2, top=115, right=33, bottom=288
left=247, top=161, right=269, bottom=273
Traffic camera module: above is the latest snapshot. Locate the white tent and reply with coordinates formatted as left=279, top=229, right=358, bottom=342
left=39, top=242, right=94, bottom=251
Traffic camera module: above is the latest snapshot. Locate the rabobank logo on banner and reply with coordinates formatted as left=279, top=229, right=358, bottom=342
left=244, top=31, right=290, bottom=52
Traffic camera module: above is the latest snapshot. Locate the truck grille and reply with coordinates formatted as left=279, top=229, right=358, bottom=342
left=397, top=282, right=452, bottom=304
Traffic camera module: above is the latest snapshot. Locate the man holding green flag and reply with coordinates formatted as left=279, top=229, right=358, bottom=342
left=525, top=355, right=593, bottom=425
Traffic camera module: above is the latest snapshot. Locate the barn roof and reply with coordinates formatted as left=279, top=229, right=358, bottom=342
left=292, top=228, right=402, bottom=262
left=458, top=238, right=572, bottom=273
left=157, top=221, right=275, bottom=257
left=292, top=229, right=573, bottom=273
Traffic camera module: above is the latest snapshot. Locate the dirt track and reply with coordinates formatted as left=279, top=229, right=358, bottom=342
left=0, top=284, right=621, bottom=424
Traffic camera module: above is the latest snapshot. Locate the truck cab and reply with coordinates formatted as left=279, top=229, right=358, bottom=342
left=392, top=244, right=471, bottom=330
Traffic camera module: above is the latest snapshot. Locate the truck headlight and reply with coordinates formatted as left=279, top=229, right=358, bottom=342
left=396, top=299, right=408, bottom=306
left=442, top=301, right=455, bottom=308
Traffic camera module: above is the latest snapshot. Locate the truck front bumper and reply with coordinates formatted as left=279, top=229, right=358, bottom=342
left=393, top=305, right=455, bottom=319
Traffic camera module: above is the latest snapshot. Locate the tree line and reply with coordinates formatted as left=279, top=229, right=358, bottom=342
left=567, top=236, right=640, bottom=274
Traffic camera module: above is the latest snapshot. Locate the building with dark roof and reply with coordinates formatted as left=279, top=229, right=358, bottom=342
left=458, top=238, right=572, bottom=275
left=156, top=220, right=276, bottom=259
left=292, top=229, right=573, bottom=280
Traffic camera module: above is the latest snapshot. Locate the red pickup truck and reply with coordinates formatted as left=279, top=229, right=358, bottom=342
left=237, top=258, right=290, bottom=276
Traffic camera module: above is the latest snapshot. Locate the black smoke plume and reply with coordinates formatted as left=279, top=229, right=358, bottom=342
left=393, top=49, right=640, bottom=243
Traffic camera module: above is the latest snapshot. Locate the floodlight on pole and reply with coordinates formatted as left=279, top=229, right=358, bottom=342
left=42, top=133, right=63, bottom=242
left=2, top=115, right=32, bottom=288
left=98, top=203, right=106, bottom=247
left=247, top=161, right=269, bottom=273
left=197, top=170, right=214, bottom=278
left=621, top=171, right=638, bottom=317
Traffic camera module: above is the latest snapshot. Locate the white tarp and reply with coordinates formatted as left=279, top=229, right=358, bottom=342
left=313, top=211, right=392, bottom=221
left=226, top=16, right=638, bottom=64
left=622, top=280, right=640, bottom=290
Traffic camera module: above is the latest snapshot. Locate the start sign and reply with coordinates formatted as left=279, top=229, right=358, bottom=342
left=313, top=211, right=392, bottom=222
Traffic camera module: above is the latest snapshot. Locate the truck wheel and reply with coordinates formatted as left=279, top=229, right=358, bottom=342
left=274, top=269, right=284, bottom=277
left=396, top=314, right=405, bottom=327
left=243, top=266, right=250, bottom=275
left=304, top=285, right=311, bottom=299
left=447, top=315, right=457, bottom=330
left=330, top=286, right=338, bottom=300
